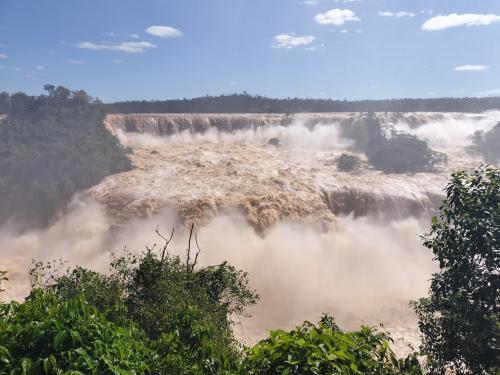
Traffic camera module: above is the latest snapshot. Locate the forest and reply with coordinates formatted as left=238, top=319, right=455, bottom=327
left=105, top=93, right=500, bottom=114
left=0, top=86, right=131, bottom=228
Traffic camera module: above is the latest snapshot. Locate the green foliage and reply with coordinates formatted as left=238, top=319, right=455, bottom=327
left=0, top=85, right=131, bottom=227
left=473, top=121, right=500, bottom=163
left=412, top=166, right=500, bottom=374
left=31, top=228, right=258, bottom=374
left=366, top=132, right=446, bottom=174
left=240, top=315, right=422, bottom=375
left=104, top=93, right=500, bottom=114
left=336, top=153, right=361, bottom=172
left=0, top=290, right=153, bottom=374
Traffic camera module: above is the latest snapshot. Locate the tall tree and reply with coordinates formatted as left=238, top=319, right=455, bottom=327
left=413, top=166, right=500, bottom=374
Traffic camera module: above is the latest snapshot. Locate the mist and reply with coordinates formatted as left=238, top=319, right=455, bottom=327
left=0, top=197, right=435, bottom=354
left=394, top=111, right=500, bottom=150
left=115, top=120, right=352, bottom=151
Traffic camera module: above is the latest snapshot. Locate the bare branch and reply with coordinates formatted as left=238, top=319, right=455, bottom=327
left=192, top=233, right=202, bottom=272
left=156, top=226, right=174, bottom=261
left=186, top=223, right=195, bottom=273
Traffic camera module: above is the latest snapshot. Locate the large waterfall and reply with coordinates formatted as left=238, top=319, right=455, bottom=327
left=2, top=110, right=499, bottom=356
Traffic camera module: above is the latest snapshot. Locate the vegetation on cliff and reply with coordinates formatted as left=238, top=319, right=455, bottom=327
left=0, top=85, right=131, bottom=228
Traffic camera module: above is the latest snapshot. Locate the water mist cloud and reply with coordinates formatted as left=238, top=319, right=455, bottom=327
left=0, top=200, right=434, bottom=354
left=115, top=120, right=352, bottom=151
left=394, top=111, right=500, bottom=150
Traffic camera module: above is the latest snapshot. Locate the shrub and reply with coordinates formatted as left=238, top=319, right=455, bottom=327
left=412, top=166, right=500, bottom=374
left=336, top=153, right=361, bottom=172
left=366, top=132, right=446, bottom=173
left=240, top=315, right=422, bottom=375
left=31, top=227, right=259, bottom=374
left=0, top=290, right=153, bottom=374
left=472, top=121, right=500, bottom=163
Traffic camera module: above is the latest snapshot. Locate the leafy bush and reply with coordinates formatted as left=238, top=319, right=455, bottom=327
left=0, top=290, right=153, bottom=374
left=240, top=315, right=422, bottom=374
left=336, top=153, right=361, bottom=172
left=0, top=85, right=131, bottom=228
left=412, top=166, right=500, bottom=374
left=366, top=132, right=446, bottom=173
left=31, top=228, right=258, bottom=374
left=472, top=121, right=500, bottom=163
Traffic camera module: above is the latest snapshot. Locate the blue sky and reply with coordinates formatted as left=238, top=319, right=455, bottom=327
left=0, top=0, right=499, bottom=101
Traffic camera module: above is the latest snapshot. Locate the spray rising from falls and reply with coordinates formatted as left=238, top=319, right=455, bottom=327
left=0, top=198, right=434, bottom=355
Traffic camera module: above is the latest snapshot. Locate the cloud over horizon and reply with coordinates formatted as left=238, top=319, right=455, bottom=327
left=315, top=9, right=360, bottom=26
left=454, top=65, right=490, bottom=71
left=77, top=41, right=157, bottom=53
left=145, top=25, right=183, bottom=38
left=378, top=11, right=415, bottom=18
left=67, top=59, right=85, bottom=64
left=272, top=34, right=315, bottom=49
left=422, top=13, right=500, bottom=31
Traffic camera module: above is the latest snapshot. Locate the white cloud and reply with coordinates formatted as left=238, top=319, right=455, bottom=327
left=13, top=66, right=23, bottom=71
left=35, top=65, right=45, bottom=70
left=340, top=29, right=348, bottom=33
left=112, top=59, right=123, bottom=63
left=305, top=43, right=325, bottom=51
left=454, top=65, right=490, bottom=71
left=0, top=53, right=7, bottom=59
left=473, top=88, right=500, bottom=97
left=422, top=13, right=500, bottom=31
left=301, top=0, right=360, bottom=6
left=272, top=34, right=315, bottom=49
left=315, top=9, right=360, bottom=26
left=130, top=33, right=140, bottom=39
left=378, top=11, right=415, bottom=18
left=145, top=25, right=182, bottom=38
left=24, top=74, right=38, bottom=81
left=67, top=59, right=85, bottom=64
left=301, top=0, right=318, bottom=5
left=77, top=41, right=157, bottom=53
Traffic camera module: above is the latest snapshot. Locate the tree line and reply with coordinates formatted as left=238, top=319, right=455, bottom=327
left=105, top=93, right=500, bottom=114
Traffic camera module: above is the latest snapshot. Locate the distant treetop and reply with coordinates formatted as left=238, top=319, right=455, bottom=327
left=104, top=93, right=500, bottom=114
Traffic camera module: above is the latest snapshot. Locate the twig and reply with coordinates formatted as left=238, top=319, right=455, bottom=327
left=156, top=226, right=174, bottom=262
left=186, top=223, right=195, bottom=274
left=192, top=233, right=202, bottom=272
